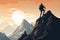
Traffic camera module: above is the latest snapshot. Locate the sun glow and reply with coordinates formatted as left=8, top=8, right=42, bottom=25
left=12, top=10, right=25, bottom=26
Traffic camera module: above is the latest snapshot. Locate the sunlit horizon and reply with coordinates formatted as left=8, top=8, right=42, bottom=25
left=0, top=0, right=60, bottom=37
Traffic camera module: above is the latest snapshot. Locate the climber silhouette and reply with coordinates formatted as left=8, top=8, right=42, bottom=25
left=39, top=3, right=46, bottom=17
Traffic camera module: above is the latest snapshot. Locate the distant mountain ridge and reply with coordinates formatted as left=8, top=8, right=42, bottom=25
left=0, top=32, right=10, bottom=40
left=9, top=19, right=34, bottom=40
left=18, top=10, right=60, bottom=40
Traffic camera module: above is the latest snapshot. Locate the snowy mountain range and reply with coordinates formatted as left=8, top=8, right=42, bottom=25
left=9, top=19, right=34, bottom=40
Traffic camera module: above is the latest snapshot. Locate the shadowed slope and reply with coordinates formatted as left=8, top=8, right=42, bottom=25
left=18, top=10, right=60, bottom=40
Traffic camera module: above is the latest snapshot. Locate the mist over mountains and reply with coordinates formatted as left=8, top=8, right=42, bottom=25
left=0, top=10, right=60, bottom=40
left=9, top=19, right=34, bottom=40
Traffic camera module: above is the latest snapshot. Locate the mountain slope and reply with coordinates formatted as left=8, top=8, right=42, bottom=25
left=0, top=32, right=10, bottom=40
left=19, top=10, right=60, bottom=40
left=9, top=19, right=34, bottom=40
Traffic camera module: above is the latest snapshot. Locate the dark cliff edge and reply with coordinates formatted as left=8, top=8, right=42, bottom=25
left=18, top=10, right=60, bottom=40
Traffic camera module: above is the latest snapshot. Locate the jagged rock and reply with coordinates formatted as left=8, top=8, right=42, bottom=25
left=18, top=10, right=60, bottom=40
left=18, top=31, right=27, bottom=40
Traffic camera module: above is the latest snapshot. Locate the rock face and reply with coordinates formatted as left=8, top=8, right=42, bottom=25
left=18, top=10, right=60, bottom=40
left=18, top=31, right=27, bottom=40
left=0, top=32, right=10, bottom=40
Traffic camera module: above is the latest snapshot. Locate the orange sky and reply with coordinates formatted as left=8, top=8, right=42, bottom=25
left=0, top=0, right=60, bottom=18
left=0, top=0, right=60, bottom=36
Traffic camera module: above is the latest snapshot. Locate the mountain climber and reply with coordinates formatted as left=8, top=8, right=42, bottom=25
left=39, top=3, right=46, bottom=17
